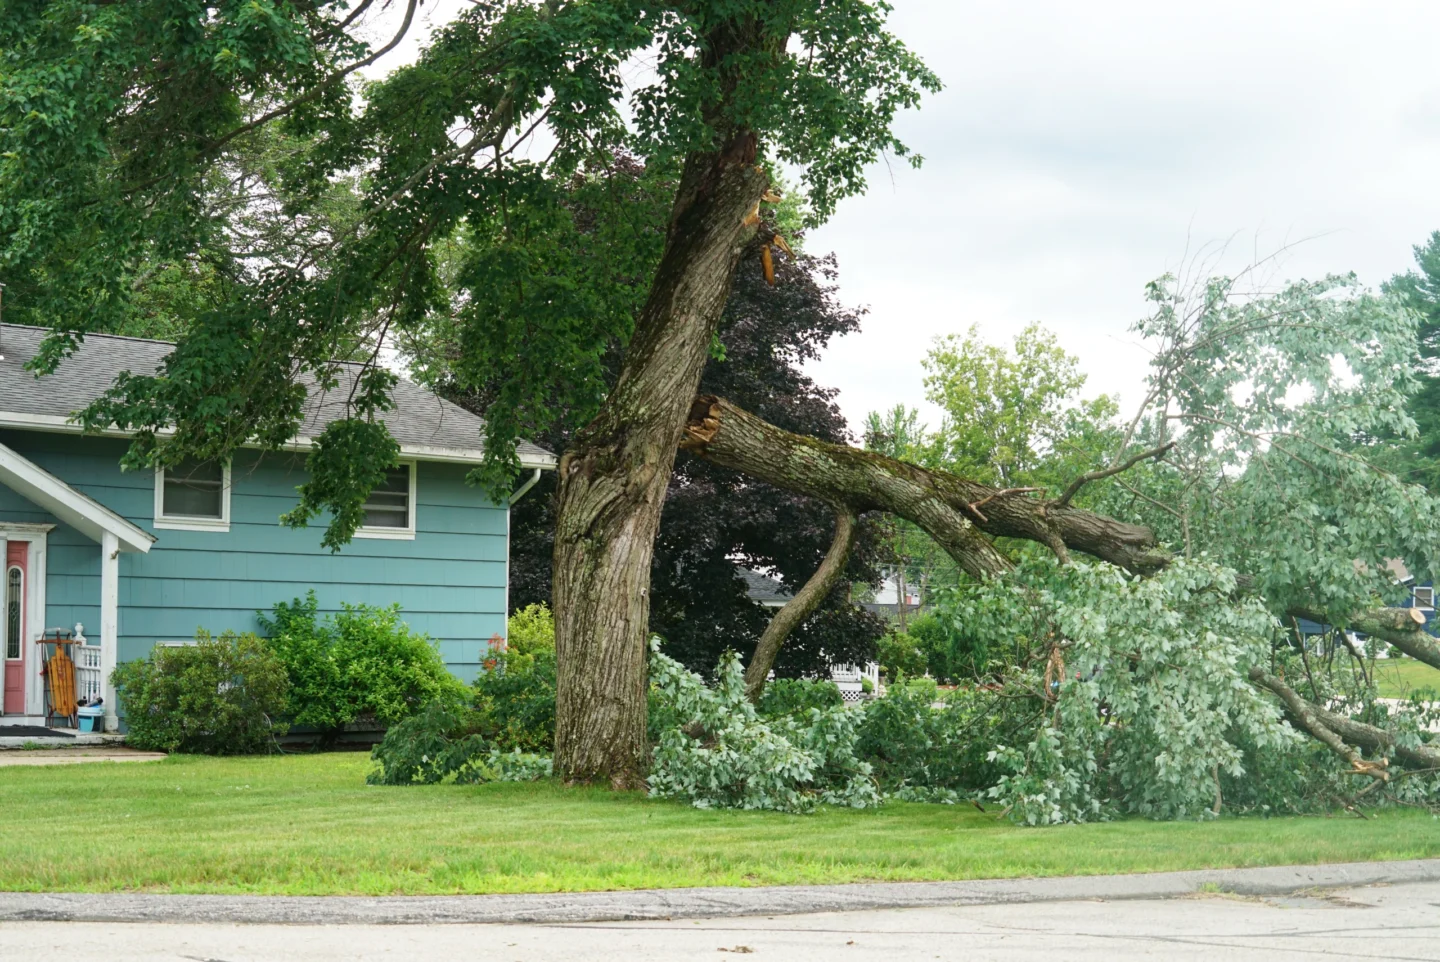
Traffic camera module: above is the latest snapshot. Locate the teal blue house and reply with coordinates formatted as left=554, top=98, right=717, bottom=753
left=0, top=324, right=554, bottom=730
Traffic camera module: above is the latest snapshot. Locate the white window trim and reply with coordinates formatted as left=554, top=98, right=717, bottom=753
left=154, top=460, right=231, bottom=532
left=1414, top=585, right=1435, bottom=611
left=354, top=461, right=417, bottom=541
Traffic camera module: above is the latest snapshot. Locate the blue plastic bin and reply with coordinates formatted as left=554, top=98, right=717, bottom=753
left=77, top=705, right=104, bottom=733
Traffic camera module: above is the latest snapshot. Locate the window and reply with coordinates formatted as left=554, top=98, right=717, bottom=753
left=1415, top=585, right=1435, bottom=610
left=5, top=567, right=20, bottom=660
left=154, top=458, right=230, bottom=531
left=356, top=463, right=415, bottom=539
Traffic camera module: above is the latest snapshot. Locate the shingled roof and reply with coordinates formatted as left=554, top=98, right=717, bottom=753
left=0, top=324, right=554, bottom=467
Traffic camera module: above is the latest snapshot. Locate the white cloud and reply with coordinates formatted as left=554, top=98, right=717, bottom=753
left=804, top=0, right=1440, bottom=428
left=356, top=0, right=1440, bottom=432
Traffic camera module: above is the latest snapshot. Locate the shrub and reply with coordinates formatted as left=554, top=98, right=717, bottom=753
left=757, top=678, right=843, bottom=718
left=647, top=640, right=880, bottom=813
left=505, top=603, right=555, bottom=659
left=260, top=593, right=467, bottom=734
left=908, top=611, right=991, bottom=683
left=856, top=679, right=996, bottom=801
left=472, top=648, right=557, bottom=752
left=112, top=631, right=289, bottom=754
left=367, top=701, right=552, bottom=786
left=471, top=604, right=559, bottom=752
left=877, top=630, right=927, bottom=682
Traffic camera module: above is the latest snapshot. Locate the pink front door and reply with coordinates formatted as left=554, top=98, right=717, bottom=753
left=3, top=541, right=26, bottom=714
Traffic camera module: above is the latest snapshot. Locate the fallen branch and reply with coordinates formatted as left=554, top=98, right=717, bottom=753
left=1249, top=668, right=1389, bottom=782
left=1053, top=441, right=1176, bottom=509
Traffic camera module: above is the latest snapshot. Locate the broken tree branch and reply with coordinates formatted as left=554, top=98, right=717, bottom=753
left=1053, top=441, right=1176, bottom=509
left=743, top=504, right=859, bottom=701
left=1249, top=668, right=1390, bottom=782
left=682, top=396, right=1171, bottom=578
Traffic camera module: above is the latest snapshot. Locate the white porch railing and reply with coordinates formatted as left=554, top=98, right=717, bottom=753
left=829, top=662, right=882, bottom=702
left=75, top=640, right=104, bottom=705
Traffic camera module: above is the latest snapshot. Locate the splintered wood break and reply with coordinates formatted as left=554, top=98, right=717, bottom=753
left=683, top=398, right=723, bottom=448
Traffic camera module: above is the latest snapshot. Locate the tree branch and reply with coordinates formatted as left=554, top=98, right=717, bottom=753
left=682, top=396, right=1171, bottom=577
left=1248, top=668, right=1389, bottom=782
left=1054, top=441, right=1175, bottom=509
left=743, top=505, right=859, bottom=700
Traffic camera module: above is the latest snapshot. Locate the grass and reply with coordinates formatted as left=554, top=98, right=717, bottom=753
left=1374, top=657, right=1440, bottom=698
left=1, top=753, right=1438, bottom=896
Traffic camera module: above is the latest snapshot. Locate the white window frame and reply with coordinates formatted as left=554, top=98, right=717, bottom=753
left=355, top=461, right=417, bottom=541
left=154, top=460, right=232, bottom=532
left=1414, top=585, right=1435, bottom=611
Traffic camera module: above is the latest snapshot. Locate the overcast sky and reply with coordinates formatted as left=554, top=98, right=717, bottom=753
left=368, top=0, right=1440, bottom=432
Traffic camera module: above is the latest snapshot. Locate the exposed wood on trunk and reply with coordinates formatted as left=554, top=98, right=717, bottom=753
left=682, top=395, right=1171, bottom=577
left=1249, top=668, right=1390, bottom=781
left=743, top=504, right=858, bottom=701
left=552, top=154, right=769, bottom=787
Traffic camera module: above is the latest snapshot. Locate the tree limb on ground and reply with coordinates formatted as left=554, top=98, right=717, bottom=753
left=685, top=395, right=1440, bottom=772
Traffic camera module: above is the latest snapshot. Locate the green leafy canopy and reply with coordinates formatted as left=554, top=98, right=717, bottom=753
left=1, top=0, right=939, bottom=547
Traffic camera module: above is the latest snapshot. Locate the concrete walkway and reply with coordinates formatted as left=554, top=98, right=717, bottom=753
left=2, top=858, right=1437, bottom=925
left=0, top=747, right=164, bottom=766
left=3, top=878, right=1438, bottom=960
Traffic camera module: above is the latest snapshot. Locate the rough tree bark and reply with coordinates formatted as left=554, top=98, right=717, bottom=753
left=551, top=156, right=768, bottom=786
left=742, top=504, right=858, bottom=700
left=1292, top=605, right=1440, bottom=672
left=682, top=396, right=1169, bottom=577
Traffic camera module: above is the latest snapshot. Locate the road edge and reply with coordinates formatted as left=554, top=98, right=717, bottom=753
left=2, top=858, right=1437, bottom=926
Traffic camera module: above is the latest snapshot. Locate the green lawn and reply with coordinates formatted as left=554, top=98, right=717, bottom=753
left=1375, top=657, right=1440, bottom=698
left=0, top=753, right=1436, bottom=895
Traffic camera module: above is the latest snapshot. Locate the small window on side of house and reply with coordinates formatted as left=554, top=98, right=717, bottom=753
left=1415, top=585, right=1435, bottom=610
left=155, top=458, right=230, bottom=531
left=356, top=463, right=415, bottom=539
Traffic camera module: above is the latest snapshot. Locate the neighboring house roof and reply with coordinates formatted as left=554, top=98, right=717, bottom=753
left=740, top=568, right=792, bottom=606
left=0, top=324, right=554, bottom=468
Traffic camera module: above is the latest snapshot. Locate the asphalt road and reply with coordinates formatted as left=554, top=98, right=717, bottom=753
left=4, top=879, right=1437, bottom=961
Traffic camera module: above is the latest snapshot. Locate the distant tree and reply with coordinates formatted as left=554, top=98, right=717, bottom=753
left=922, top=323, right=1119, bottom=491
left=1383, top=232, right=1440, bottom=491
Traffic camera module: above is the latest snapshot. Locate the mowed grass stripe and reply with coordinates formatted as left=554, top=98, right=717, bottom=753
left=0, top=752, right=1435, bottom=896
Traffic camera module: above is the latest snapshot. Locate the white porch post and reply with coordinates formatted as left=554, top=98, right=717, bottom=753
left=101, top=531, right=119, bottom=732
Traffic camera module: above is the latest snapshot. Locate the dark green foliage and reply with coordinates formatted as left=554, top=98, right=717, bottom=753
left=876, top=631, right=927, bottom=682
left=1383, top=230, right=1440, bottom=492
left=757, top=678, right=843, bottom=718
left=366, top=702, right=488, bottom=786
left=472, top=649, right=557, bottom=753
left=367, top=700, right=554, bottom=786
left=906, top=609, right=994, bottom=683
left=111, top=631, right=289, bottom=754
left=855, top=680, right=997, bottom=797
left=259, top=592, right=467, bottom=733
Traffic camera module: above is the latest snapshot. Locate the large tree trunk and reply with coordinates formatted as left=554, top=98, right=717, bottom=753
left=551, top=156, right=767, bottom=786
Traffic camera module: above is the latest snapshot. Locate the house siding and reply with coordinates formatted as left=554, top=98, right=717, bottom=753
left=0, top=430, right=508, bottom=693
